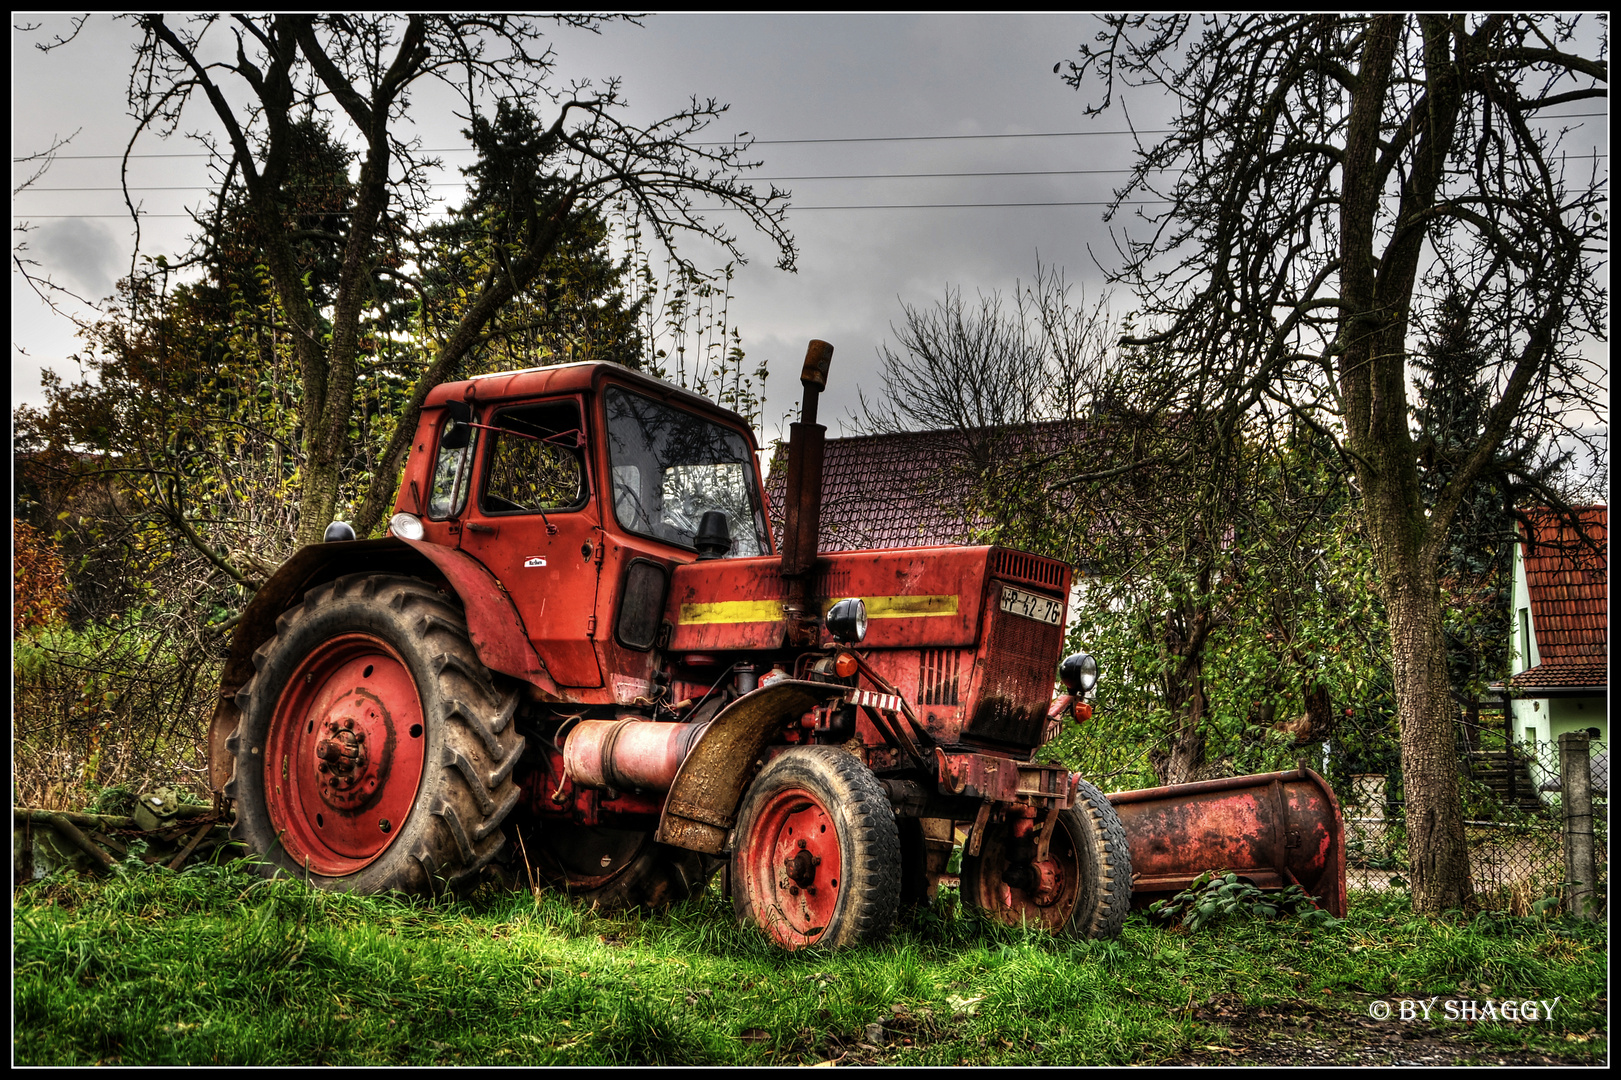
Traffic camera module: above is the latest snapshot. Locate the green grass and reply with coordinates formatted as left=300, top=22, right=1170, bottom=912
left=13, top=858, right=1608, bottom=1066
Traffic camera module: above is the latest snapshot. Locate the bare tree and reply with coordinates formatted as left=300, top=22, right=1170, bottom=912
left=87, top=14, right=794, bottom=553
left=1062, top=14, right=1607, bottom=911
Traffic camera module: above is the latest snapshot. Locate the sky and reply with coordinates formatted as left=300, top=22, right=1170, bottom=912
left=11, top=13, right=1171, bottom=442
left=10, top=13, right=1609, bottom=467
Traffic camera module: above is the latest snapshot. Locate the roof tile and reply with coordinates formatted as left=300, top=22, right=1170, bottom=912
left=1521, top=505, right=1608, bottom=668
left=1510, top=661, right=1607, bottom=690
left=764, top=422, right=1091, bottom=552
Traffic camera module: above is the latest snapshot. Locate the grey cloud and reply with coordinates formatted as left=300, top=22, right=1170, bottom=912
left=33, top=218, right=122, bottom=301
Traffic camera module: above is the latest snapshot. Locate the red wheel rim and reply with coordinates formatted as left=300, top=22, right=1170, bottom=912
left=976, top=824, right=1081, bottom=930
left=264, top=633, right=427, bottom=876
left=740, top=787, right=842, bottom=949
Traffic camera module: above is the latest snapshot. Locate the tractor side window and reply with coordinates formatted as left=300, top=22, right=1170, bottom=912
left=480, top=401, right=587, bottom=515
left=604, top=386, right=769, bottom=556
left=427, top=421, right=478, bottom=520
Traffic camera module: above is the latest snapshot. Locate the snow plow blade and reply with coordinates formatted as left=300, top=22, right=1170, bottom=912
left=1108, top=765, right=1347, bottom=918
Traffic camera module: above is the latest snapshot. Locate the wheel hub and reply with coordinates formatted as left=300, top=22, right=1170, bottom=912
left=313, top=695, right=388, bottom=810
left=1030, top=857, right=1064, bottom=906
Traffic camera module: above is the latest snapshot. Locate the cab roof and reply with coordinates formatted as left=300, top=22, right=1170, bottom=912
left=423, top=362, right=750, bottom=438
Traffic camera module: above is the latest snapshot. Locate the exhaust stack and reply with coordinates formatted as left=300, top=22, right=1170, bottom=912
left=780, top=340, right=834, bottom=642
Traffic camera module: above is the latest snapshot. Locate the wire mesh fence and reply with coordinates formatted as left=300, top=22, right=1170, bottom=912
left=1342, top=741, right=1608, bottom=913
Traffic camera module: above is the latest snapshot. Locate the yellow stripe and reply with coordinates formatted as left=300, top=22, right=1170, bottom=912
left=679, top=599, right=785, bottom=625
left=822, top=594, right=960, bottom=619
left=679, top=593, right=961, bottom=625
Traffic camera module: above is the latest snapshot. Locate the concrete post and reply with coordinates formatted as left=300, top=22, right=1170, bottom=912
left=1558, top=732, right=1598, bottom=920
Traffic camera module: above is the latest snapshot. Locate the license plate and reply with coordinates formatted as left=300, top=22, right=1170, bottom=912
left=999, top=584, right=1064, bottom=626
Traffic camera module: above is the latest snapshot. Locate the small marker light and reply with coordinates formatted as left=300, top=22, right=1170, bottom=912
left=835, top=652, right=858, bottom=678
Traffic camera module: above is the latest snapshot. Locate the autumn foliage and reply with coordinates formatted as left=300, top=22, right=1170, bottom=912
left=14, top=522, right=69, bottom=635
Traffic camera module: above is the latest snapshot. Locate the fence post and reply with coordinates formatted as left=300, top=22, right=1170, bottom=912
left=1558, top=732, right=1598, bottom=920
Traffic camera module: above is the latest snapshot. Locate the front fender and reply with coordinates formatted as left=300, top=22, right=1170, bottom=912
left=207, top=537, right=564, bottom=793
left=655, top=680, right=849, bottom=853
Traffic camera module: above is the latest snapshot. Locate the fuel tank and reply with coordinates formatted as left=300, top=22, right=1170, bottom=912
left=1108, top=765, right=1347, bottom=918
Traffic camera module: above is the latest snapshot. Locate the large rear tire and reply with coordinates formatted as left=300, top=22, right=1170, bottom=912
left=960, top=778, right=1132, bottom=938
left=731, top=746, right=900, bottom=949
left=225, top=573, right=525, bottom=896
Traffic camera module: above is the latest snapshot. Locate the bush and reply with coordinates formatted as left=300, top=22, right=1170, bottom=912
left=1147, top=870, right=1343, bottom=931
left=12, top=614, right=219, bottom=809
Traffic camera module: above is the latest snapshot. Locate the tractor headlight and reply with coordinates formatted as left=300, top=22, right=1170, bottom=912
left=389, top=512, right=425, bottom=541
left=1059, top=651, right=1099, bottom=695
left=825, top=598, right=868, bottom=644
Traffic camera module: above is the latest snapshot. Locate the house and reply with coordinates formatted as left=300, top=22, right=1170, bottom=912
left=1505, top=506, right=1608, bottom=794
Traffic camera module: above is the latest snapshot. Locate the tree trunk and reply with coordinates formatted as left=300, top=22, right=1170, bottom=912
left=295, top=456, right=345, bottom=549
left=1382, top=557, right=1475, bottom=911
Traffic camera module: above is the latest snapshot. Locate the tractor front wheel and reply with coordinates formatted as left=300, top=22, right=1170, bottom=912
left=731, top=746, right=900, bottom=949
left=960, top=778, right=1132, bottom=938
left=226, top=573, right=525, bottom=895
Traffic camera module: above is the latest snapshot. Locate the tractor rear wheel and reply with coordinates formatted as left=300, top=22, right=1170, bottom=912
left=960, top=778, right=1132, bottom=938
left=731, top=746, right=900, bottom=949
left=226, top=573, right=525, bottom=895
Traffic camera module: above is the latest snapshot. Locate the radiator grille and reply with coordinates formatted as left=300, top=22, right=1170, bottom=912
left=918, top=648, right=962, bottom=706
left=988, top=548, right=1068, bottom=590
left=964, top=588, right=1064, bottom=748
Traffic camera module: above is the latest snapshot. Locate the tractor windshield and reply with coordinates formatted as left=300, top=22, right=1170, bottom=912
left=604, top=386, right=769, bottom=556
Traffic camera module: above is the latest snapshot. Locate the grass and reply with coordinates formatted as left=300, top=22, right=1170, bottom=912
left=13, top=857, right=1608, bottom=1066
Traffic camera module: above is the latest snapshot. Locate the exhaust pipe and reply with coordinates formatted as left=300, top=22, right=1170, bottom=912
left=563, top=718, right=710, bottom=792
left=781, top=339, right=834, bottom=643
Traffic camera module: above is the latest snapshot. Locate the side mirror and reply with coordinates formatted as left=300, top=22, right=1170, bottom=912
left=440, top=400, right=473, bottom=450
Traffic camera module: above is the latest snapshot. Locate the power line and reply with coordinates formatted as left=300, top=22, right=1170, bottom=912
left=18, top=131, right=1169, bottom=161
left=14, top=201, right=1177, bottom=219
left=13, top=114, right=1607, bottom=161
left=20, top=156, right=1610, bottom=195
left=15, top=169, right=1144, bottom=192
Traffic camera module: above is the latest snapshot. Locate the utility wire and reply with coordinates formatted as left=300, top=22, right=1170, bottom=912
left=30, top=158, right=1610, bottom=194
left=11, top=201, right=1176, bottom=218
left=18, top=168, right=1142, bottom=191
left=12, top=113, right=1606, bottom=161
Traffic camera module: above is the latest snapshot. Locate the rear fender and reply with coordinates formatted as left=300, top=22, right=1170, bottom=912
left=206, top=537, right=564, bottom=794
left=654, top=680, right=849, bottom=853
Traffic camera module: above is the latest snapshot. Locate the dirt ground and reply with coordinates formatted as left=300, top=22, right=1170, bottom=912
left=1162, top=993, right=1606, bottom=1066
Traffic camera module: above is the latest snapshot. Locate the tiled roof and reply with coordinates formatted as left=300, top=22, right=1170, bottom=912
left=1510, top=661, right=1607, bottom=690
left=1520, top=506, right=1607, bottom=674
left=764, top=421, right=1091, bottom=552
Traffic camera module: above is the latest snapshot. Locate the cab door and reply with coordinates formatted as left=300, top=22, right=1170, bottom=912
left=458, top=395, right=603, bottom=688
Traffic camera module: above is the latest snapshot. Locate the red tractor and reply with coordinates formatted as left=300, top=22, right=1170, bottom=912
left=208, top=340, right=1137, bottom=948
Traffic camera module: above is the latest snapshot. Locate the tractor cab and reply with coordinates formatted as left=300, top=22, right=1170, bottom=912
left=394, top=363, right=774, bottom=698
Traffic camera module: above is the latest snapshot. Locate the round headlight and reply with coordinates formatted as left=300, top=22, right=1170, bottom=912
left=389, top=512, right=426, bottom=541
left=1059, top=652, right=1099, bottom=694
left=825, top=597, right=868, bottom=644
